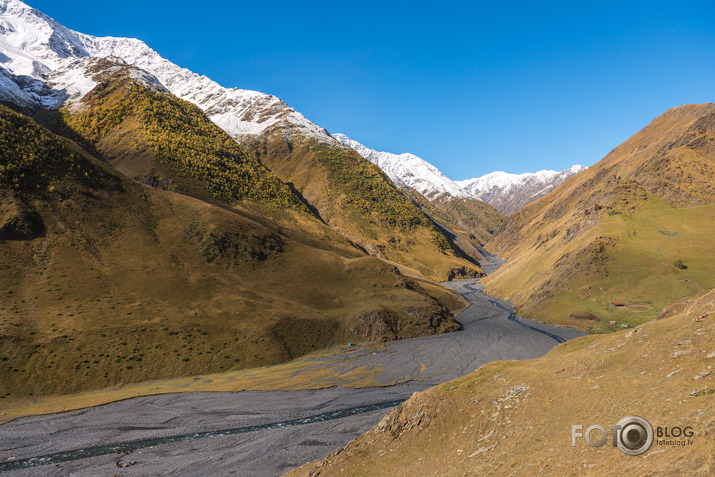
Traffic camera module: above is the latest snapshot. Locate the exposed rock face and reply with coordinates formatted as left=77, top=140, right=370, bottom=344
left=184, top=220, right=284, bottom=265
left=350, top=309, right=402, bottom=341
left=351, top=305, right=459, bottom=341
left=446, top=266, right=484, bottom=281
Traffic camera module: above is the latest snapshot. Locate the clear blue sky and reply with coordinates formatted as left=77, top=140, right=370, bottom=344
left=28, top=0, right=715, bottom=179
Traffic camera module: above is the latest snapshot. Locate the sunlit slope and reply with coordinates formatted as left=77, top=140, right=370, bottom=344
left=401, top=187, right=506, bottom=271
left=54, top=59, right=483, bottom=282
left=0, top=106, right=462, bottom=402
left=404, top=188, right=506, bottom=244
left=290, top=288, right=714, bottom=477
left=483, top=103, right=715, bottom=331
left=52, top=59, right=305, bottom=211
left=244, top=132, right=485, bottom=282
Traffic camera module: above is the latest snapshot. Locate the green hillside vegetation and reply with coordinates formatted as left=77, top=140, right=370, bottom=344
left=245, top=134, right=485, bottom=281
left=55, top=63, right=486, bottom=282
left=401, top=187, right=505, bottom=270
left=0, top=106, right=465, bottom=405
left=62, top=70, right=305, bottom=210
left=402, top=188, right=506, bottom=245
left=0, top=107, right=107, bottom=195
left=290, top=288, right=714, bottom=476
left=434, top=196, right=506, bottom=243
left=319, top=145, right=428, bottom=229
left=484, top=103, right=715, bottom=332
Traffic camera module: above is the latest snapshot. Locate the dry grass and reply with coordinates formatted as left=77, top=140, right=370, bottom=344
left=484, top=104, right=715, bottom=332
left=0, top=343, right=388, bottom=425
left=290, top=289, right=714, bottom=477
left=0, top=108, right=467, bottom=405
left=244, top=135, right=488, bottom=282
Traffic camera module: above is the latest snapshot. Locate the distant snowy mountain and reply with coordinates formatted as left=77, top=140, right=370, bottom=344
left=334, top=133, right=585, bottom=213
left=457, top=165, right=586, bottom=214
left=0, top=0, right=584, bottom=215
left=333, top=133, right=470, bottom=200
left=0, top=0, right=330, bottom=142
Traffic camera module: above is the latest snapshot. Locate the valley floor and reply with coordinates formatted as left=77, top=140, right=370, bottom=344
left=0, top=280, right=583, bottom=476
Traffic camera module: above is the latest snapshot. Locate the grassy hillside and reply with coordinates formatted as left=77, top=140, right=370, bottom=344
left=430, top=196, right=506, bottom=244
left=57, top=61, right=305, bottom=210
left=244, top=133, right=485, bottom=282
left=291, top=288, right=714, bottom=476
left=402, top=187, right=506, bottom=271
left=53, top=61, right=483, bottom=282
left=483, top=103, right=715, bottom=331
left=0, top=105, right=465, bottom=404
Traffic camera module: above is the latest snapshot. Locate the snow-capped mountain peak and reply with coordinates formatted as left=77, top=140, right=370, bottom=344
left=334, top=133, right=586, bottom=212
left=0, top=0, right=332, bottom=142
left=333, top=133, right=471, bottom=200
left=456, top=166, right=586, bottom=193
left=457, top=165, right=586, bottom=214
left=0, top=0, right=586, bottom=215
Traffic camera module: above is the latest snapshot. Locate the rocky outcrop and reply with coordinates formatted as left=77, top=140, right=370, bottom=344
left=351, top=305, right=459, bottom=341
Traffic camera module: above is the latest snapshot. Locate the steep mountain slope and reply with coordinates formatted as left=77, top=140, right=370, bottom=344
left=400, top=187, right=505, bottom=272
left=332, top=133, right=470, bottom=201
left=457, top=165, right=586, bottom=214
left=245, top=133, right=483, bottom=280
left=0, top=0, right=327, bottom=141
left=53, top=58, right=306, bottom=210
left=290, top=288, right=714, bottom=476
left=333, top=133, right=507, bottom=250
left=334, top=132, right=583, bottom=216
left=483, top=104, right=715, bottom=331
left=0, top=104, right=465, bottom=402
left=0, top=0, right=483, bottom=281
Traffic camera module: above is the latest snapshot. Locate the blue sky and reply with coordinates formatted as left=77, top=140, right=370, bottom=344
left=28, top=0, right=715, bottom=179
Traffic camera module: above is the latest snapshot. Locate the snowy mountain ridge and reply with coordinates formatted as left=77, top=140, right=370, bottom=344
left=457, top=165, right=586, bottom=214
left=0, top=0, right=331, bottom=142
left=334, top=133, right=585, bottom=213
left=456, top=165, right=586, bottom=194
left=333, top=133, right=470, bottom=200
left=0, top=0, right=585, bottom=214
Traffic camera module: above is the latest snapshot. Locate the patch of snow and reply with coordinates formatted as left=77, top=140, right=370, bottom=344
left=457, top=165, right=586, bottom=213
left=333, top=133, right=471, bottom=200
left=0, top=0, right=586, bottom=214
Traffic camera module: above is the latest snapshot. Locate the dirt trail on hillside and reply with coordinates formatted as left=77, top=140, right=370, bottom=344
left=0, top=279, right=583, bottom=476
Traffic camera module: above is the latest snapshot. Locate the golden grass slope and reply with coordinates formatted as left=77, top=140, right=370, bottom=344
left=402, top=187, right=506, bottom=270
left=0, top=106, right=464, bottom=405
left=290, top=288, right=714, bottom=477
left=59, top=59, right=306, bottom=210
left=403, top=188, right=506, bottom=245
left=55, top=59, right=483, bottom=282
left=243, top=132, right=486, bottom=282
left=483, top=103, right=715, bottom=331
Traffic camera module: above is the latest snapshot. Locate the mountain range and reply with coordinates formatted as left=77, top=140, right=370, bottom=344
left=1, top=2, right=714, bottom=474
left=457, top=165, right=586, bottom=214
left=1, top=0, right=579, bottom=218
left=0, top=0, right=486, bottom=400
left=333, top=133, right=584, bottom=214
left=1, top=0, right=500, bottom=282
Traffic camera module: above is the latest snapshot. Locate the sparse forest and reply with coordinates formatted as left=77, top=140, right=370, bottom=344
left=65, top=77, right=307, bottom=210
